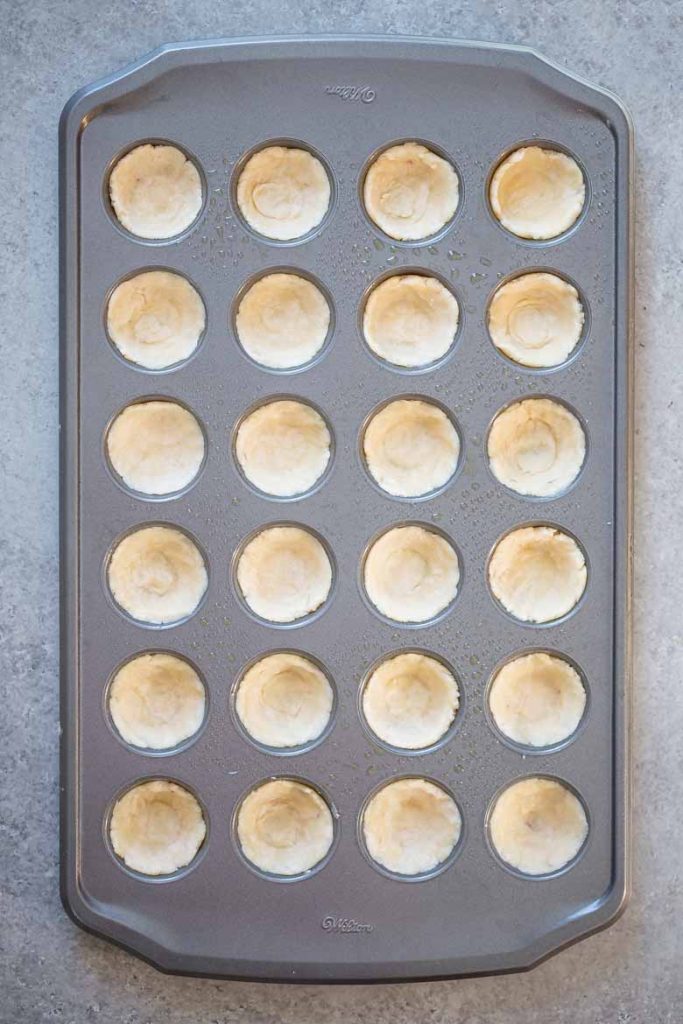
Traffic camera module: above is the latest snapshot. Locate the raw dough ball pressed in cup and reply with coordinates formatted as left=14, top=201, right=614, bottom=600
left=364, top=525, right=459, bottom=623
left=363, top=142, right=459, bottom=241
left=488, top=777, right=588, bottom=875
left=236, top=526, right=332, bottom=624
left=236, top=145, right=331, bottom=241
left=489, top=146, right=585, bottom=240
left=236, top=652, right=333, bottom=748
left=107, top=270, right=205, bottom=370
left=488, top=526, right=586, bottom=624
left=489, top=652, right=586, bottom=747
left=235, top=400, right=331, bottom=497
left=363, top=398, right=459, bottom=497
left=109, top=780, right=206, bottom=876
left=235, top=272, right=330, bottom=370
left=363, top=652, right=459, bottom=750
left=107, top=400, right=205, bottom=496
left=487, top=398, right=585, bottom=498
left=109, top=143, right=203, bottom=239
left=363, top=274, right=459, bottom=368
left=236, top=778, right=334, bottom=876
left=488, top=272, right=584, bottom=369
left=108, top=525, right=207, bottom=625
left=109, top=653, right=206, bottom=750
left=363, top=778, right=461, bottom=876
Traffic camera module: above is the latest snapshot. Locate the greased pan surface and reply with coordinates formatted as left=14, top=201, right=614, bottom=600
left=60, top=35, right=632, bottom=981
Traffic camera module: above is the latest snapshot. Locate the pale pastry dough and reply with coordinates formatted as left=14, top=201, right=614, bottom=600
left=489, top=652, right=586, bottom=747
left=108, top=525, right=207, bottom=625
left=364, top=525, right=459, bottom=623
left=236, top=400, right=330, bottom=497
left=107, top=270, right=206, bottom=370
left=110, top=780, right=206, bottom=876
left=489, top=777, right=588, bottom=876
left=236, top=145, right=331, bottom=240
left=363, top=142, right=459, bottom=241
left=363, top=778, right=461, bottom=876
left=236, top=272, right=330, bottom=369
left=237, top=779, right=334, bottom=875
left=488, top=273, right=584, bottom=369
left=109, top=653, right=206, bottom=750
left=489, top=146, right=585, bottom=240
left=363, top=652, right=459, bottom=750
left=236, top=526, right=332, bottom=623
left=488, top=526, right=586, bottom=624
left=487, top=398, right=585, bottom=497
left=363, top=274, right=459, bottom=368
left=236, top=652, right=333, bottom=748
left=109, top=143, right=203, bottom=239
left=364, top=399, right=459, bottom=497
left=107, top=400, right=205, bottom=496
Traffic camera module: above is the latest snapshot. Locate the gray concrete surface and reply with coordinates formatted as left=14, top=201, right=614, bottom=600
left=1, top=0, right=681, bottom=1021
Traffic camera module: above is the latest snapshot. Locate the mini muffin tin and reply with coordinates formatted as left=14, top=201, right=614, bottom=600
left=60, top=35, right=632, bottom=981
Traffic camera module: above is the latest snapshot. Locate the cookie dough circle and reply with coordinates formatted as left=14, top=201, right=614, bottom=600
left=363, top=778, right=461, bottom=876
left=489, top=146, right=585, bottom=240
left=109, top=780, right=206, bottom=876
left=364, top=399, right=459, bottom=497
left=363, top=142, right=459, bottom=241
left=488, top=526, right=586, bottom=624
left=109, top=143, right=203, bottom=239
left=488, top=398, right=585, bottom=497
left=488, top=273, right=584, bottom=369
left=364, top=525, right=459, bottom=623
left=236, top=779, right=334, bottom=876
left=489, top=652, right=586, bottom=748
left=236, top=272, right=330, bottom=369
left=363, top=652, right=459, bottom=750
left=489, top=777, right=588, bottom=875
left=363, top=274, right=459, bottom=368
left=236, top=145, right=331, bottom=241
left=108, top=525, right=207, bottom=625
left=236, top=400, right=331, bottom=497
left=107, top=270, right=206, bottom=370
left=109, top=653, right=206, bottom=750
left=236, top=652, right=333, bottom=748
left=236, top=526, right=332, bottom=624
left=107, top=400, right=205, bottom=496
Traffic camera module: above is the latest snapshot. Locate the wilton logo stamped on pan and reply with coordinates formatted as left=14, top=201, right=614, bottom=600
left=322, top=916, right=374, bottom=934
left=324, top=85, right=376, bottom=103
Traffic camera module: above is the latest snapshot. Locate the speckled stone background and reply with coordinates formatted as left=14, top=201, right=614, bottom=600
left=1, top=0, right=682, bottom=1021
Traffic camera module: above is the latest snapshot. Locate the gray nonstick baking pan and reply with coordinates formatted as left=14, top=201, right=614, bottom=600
left=60, top=34, right=633, bottom=982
